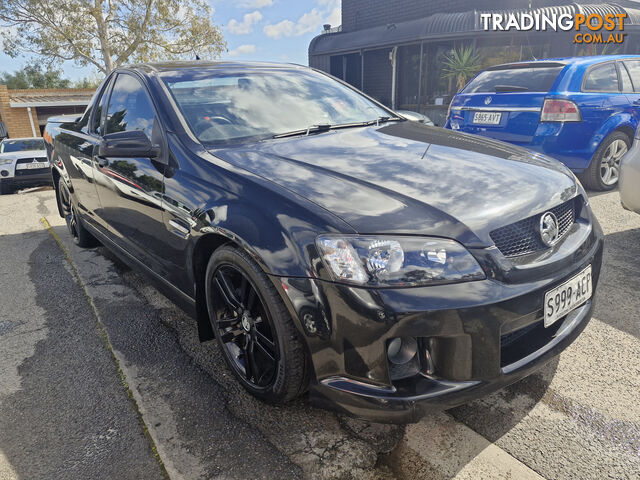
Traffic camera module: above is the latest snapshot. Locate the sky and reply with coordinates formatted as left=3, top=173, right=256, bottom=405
left=0, top=0, right=341, bottom=81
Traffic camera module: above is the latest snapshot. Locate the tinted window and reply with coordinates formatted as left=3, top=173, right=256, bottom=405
left=162, top=69, right=389, bottom=144
left=462, top=67, right=563, bottom=93
left=623, top=60, right=640, bottom=92
left=583, top=63, right=619, bottom=92
left=105, top=74, right=156, bottom=140
left=0, top=139, right=45, bottom=153
left=619, top=64, right=634, bottom=92
left=93, top=81, right=112, bottom=135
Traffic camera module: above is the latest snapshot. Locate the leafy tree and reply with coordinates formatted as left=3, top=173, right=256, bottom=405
left=0, top=0, right=226, bottom=74
left=443, top=46, right=482, bottom=91
left=0, top=64, right=71, bottom=89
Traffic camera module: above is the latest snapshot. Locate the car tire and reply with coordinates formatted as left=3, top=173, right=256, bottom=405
left=0, top=180, right=12, bottom=195
left=57, top=177, right=99, bottom=248
left=205, top=245, right=308, bottom=403
left=582, top=131, right=630, bottom=191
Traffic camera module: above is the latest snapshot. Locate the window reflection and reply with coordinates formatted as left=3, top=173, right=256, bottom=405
left=162, top=69, right=389, bottom=144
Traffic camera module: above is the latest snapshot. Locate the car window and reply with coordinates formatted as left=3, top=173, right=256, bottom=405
left=162, top=69, right=391, bottom=144
left=0, top=139, right=45, bottom=153
left=619, top=63, right=634, bottom=93
left=105, top=73, right=156, bottom=140
left=462, top=67, right=563, bottom=93
left=583, top=63, right=619, bottom=92
left=92, top=81, right=112, bottom=135
left=623, top=60, right=640, bottom=92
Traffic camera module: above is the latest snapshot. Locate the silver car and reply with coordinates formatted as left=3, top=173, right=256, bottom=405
left=0, top=138, right=50, bottom=195
left=620, top=129, right=640, bottom=214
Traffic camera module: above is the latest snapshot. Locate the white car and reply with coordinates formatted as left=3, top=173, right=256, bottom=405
left=620, top=130, right=640, bottom=214
left=0, top=138, right=50, bottom=195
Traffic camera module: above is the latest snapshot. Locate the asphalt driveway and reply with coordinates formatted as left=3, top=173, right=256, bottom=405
left=0, top=187, right=638, bottom=479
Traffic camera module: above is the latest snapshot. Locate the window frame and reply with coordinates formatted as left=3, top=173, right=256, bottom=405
left=100, top=70, right=169, bottom=164
left=617, top=61, right=635, bottom=93
left=581, top=61, right=622, bottom=94
left=622, top=59, right=640, bottom=93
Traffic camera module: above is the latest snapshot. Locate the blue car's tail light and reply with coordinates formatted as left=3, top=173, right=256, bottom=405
left=541, top=99, right=582, bottom=122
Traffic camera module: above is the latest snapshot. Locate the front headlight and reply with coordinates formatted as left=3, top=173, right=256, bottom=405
left=0, top=158, right=14, bottom=165
left=316, top=235, right=486, bottom=287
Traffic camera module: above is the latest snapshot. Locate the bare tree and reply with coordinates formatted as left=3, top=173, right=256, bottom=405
left=0, top=0, right=227, bottom=74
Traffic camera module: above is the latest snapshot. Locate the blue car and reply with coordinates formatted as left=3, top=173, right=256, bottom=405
left=445, top=55, right=640, bottom=191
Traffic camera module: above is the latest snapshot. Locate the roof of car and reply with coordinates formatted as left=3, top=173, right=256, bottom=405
left=125, top=60, right=307, bottom=74
left=488, top=55, right=640, bottom=70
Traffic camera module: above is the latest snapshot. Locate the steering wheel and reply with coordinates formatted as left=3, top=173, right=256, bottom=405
left=194, top=116, right=233, bottom=136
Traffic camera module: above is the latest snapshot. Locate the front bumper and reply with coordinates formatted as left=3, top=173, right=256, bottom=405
left=0, top=169, right=52, bottom=189
left=275, top=214, right=604, bottom=423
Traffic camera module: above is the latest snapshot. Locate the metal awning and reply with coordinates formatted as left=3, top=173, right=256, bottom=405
left=309, top=2, right=640, bottom=56
left=9, top=92, right=94, bottom=108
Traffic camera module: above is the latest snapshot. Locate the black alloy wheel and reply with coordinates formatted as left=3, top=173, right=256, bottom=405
left=57, top=177, right=98, bottom=248
left=212, top=264, right=279, bottom=388
left=205, top=246, right=308, bottom=403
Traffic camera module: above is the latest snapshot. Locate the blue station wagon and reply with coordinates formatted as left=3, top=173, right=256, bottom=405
left=445, top=55, right=640, bottom=190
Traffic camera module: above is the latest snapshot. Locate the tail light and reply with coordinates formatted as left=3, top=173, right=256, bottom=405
left=541, top=99, right=581, bottom=122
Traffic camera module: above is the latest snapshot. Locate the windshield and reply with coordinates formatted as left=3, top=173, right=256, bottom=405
left=0, top=139, right=45, bottom=153
left=161, top=68, right=390, bottom=144
left=462, top=67, right=563, bottom=94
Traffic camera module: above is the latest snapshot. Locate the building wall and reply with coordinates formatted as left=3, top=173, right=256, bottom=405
left=0, top=86, right=39, bottom=138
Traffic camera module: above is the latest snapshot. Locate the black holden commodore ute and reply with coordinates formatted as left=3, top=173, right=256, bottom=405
left=45, top=61, right=603, bottom=423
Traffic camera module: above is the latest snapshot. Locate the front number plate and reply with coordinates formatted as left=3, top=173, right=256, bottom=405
left=16, top=162, right=48, bottom=170
left=472, top=112, right=502, bottom=125
left=544, top=265, right=592, bottom=327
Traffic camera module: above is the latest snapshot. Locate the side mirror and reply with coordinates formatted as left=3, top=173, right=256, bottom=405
left=98, top=130, right=160, bottom=158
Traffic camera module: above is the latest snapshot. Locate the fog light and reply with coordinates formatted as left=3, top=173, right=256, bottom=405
left=1, top=170, right=8, bottom=177
left=387, top=337, right=418, bottom=365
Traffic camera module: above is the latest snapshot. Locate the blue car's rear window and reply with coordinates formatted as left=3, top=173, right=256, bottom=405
left=463, top=67, right=563, bottom=94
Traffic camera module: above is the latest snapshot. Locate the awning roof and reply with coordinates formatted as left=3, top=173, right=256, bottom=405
left=9, top=91, right=94, bottom=108
left=309, top=2, right=640, bottom=55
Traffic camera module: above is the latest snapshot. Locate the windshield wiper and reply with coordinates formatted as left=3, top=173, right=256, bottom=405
left=272, top=117, right=402, bottom=139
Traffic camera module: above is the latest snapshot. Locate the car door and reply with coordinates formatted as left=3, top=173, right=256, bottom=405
left=621, top=60, right=640, bottom=126
left=579, top=62, right=624, bottom=138
left=55, top=78, right=113, bottom=227
left=92, top=72, right=169, bottom=273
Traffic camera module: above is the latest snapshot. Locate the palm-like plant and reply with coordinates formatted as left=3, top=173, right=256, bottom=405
left=443, top=46, right=482, bottom=91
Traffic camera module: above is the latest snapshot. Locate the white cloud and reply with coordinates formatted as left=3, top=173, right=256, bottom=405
left=227, top=11, right=263, bottom=35
left=324, top=6, right=341, bottom=27
left=228, top=44, right=257, bottom=57
left=263, top=19, right=295, bottom=39
left=238, top=0, right=273, bottom=8
left=263, top=1, right=341, bottom=39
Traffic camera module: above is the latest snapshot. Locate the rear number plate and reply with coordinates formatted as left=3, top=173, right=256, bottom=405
left=472, top=112, right=502, bottom=125
left=544, top=265, right=592, bottom=327
left=16, top=162, right=47, bottom=170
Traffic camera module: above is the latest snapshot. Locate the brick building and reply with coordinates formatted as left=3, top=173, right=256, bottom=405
left=0, top=85, right=94, bottom=138
left=309, top=0, right=640, bottom=125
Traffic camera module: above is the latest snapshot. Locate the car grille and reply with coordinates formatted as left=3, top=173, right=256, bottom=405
left=490, top=198, right=577, bottom=258
left=15, top=168, right=49, bottom=176
left=16, top=157, right=47, bottom=164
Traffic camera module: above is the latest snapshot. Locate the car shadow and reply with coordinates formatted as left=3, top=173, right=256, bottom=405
left=592, top=227, right=640, bottom=340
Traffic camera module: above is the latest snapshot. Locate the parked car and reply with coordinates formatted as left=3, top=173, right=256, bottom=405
left=45, top=61, right=603, bottom=423
left=396, top=109, right=435, bottom=126
left=620, top=128, right=640, bottom=214
left=445, top=55, right=640, bottom=191
left=0, top=137, right=50, bottom=194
